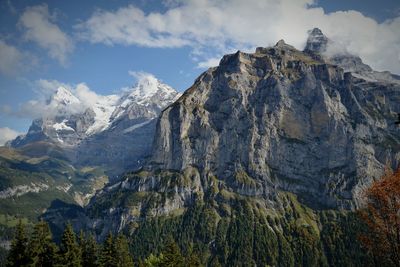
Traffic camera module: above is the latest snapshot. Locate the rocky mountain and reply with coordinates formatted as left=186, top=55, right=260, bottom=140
left=9, top=76, right=181, bottom=176
left=81, top=29, right=400, bottom=259
left=148, top=29, right=400, bottom=210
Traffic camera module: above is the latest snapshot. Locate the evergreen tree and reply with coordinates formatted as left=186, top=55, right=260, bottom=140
left=6, top=220, right=29, bottom=267
left=159, top=239, right=184, bottom=267
left=143, top=253, right=163, bottom=267
left=59, top=223, right=81, bottom=267
left=114, top=234, right=134, bottom=267
left=185, top=245, right=202, bottom=267
left=80, top=232, right=99, bottom=267
left=28, top=220, right=58, bottom=267
left=100, top=232, right=116, bottom=267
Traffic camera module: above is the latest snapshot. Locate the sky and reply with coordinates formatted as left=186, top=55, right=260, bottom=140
left=0, top=0, right=400, bottom=144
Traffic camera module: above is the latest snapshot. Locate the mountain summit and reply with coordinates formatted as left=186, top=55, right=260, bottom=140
left=48, top=86, right=81, bottom=107
left=304, top=27, right=329, bottom=53
left=303, top=28, right=400, bottom=84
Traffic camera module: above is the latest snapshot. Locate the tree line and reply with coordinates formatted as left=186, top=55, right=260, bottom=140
left=6, top=220, right=201, bottom=267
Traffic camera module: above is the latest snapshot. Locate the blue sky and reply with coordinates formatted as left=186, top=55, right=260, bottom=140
left=0, top=0, right=400, bottom=143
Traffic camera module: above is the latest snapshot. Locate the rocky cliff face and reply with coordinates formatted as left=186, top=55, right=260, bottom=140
left=148, top=30, right=400, bottom=209
left=83, top=29, right=400, bottom=238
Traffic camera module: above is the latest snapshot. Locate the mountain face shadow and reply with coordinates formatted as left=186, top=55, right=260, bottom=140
left=40, top=199, right=86, bottom=242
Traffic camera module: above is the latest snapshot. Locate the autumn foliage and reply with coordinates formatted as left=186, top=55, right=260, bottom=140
left=358, top=167, right=400, bottom=266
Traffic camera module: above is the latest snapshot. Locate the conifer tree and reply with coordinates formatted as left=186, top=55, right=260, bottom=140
left=80, top=232, right=99, bottom=267
left=100, top=232, right=116, bottom=267
left=28, top=220, right=58, bottom=267
left=143, top=253, right=163, bottom=267
left=186, top=251, right=202, bottom=267
left=184, top=244, right=202, bottom=267
left=114, top=234, right=134, bottom=267
left=159, top=239, right=184, bottom=267
left=59, top=223, right=81, bottom=267
left=6, top=219, right=29, bottom=267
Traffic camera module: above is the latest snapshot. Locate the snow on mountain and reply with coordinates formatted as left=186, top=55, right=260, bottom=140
left=53, top=120, right=75, bottom=132
left=112, top=74, right=181, bottom=121
left=11, top=75, right=181, bottom=149
left=50, top=86, right=81, bottom=106
left=126, top=74, right=178, bottom=106
left=74, top=76, right=181, bottom=176
left=85, top=94, right=120, bottom=135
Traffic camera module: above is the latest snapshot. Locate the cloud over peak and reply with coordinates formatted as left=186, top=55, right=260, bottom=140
left=77, top=0, right=400, bottom=74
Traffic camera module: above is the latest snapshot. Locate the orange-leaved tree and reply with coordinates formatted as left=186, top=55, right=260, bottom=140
left=358, top=167, right=400, bottom=267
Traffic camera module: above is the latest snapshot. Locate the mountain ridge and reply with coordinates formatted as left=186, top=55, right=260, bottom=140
left=8, top=76, right=181, bottom=177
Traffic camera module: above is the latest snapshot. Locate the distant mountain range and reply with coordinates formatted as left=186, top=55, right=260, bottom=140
left=8, top=75, right=181, bottom=177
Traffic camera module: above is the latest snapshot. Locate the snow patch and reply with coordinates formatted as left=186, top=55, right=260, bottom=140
left=53, top=119, right=75, bottom=131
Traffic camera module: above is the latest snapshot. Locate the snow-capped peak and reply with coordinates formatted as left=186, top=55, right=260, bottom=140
left=116, top=75, right=180, bottom=112
left=49, top=86, right=81, bottom=106
left=15, top=74, right=181, bottom=148
left=125, top=75, right=178, bottom=105
left=132, top=74, right=160, bottom=99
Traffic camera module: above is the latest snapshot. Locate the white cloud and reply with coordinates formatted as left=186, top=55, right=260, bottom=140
left=197, top=57, right=221, bottom=68
left=78, top=0, right=400, bottom=74
left=128, top=70, right=158, bottom=83
left=74, top=83, right=104, bottom=108
left=19, top=4, right=73, bottom=65
left=0, top=40, right=24, bottom=76
left=34, top=79, right=71, bottom=98
left=0, top=127, right=22, bottom=146
left=77, top=5, right=189, bottom=48
left=0, top=40, right=38, bottom=76
left=128, top=71, right=162, bottom=94
left=13, top=79, right=105, bottom=119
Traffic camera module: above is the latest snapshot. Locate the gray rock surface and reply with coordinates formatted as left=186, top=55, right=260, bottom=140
left=149, top=33, right=400, bottom=209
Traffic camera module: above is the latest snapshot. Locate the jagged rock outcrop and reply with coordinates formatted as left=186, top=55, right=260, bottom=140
left=305, top=27, right=400, bottom=84
left=148, top=31, right=400, bottom=209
